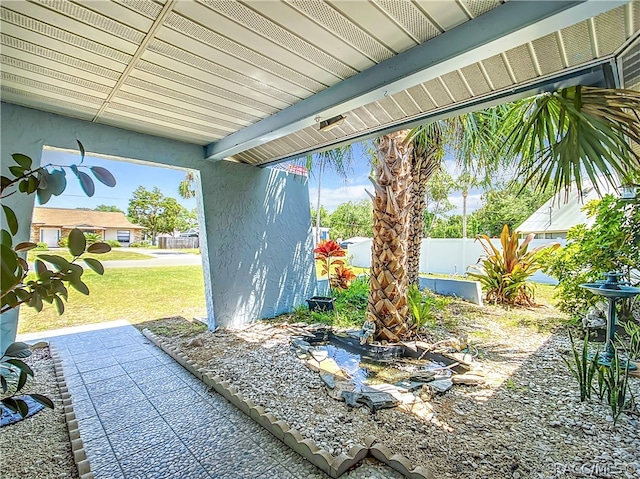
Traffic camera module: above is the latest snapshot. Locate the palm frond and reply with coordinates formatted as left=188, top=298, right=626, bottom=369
left=503, top=86, right=640, bottom=197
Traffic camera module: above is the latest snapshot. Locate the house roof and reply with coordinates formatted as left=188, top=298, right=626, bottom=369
left=516, top=179, right=618, bottom=234
left=1, top=1, right=638, bottom=167
left=32, top=207, right=145, bottom=230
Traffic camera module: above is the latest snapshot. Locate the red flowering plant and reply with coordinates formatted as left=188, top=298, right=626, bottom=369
left=314, top=240, right=356, bottom=293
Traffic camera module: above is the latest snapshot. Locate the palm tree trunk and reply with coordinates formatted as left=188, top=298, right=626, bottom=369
left=367, top=130, right=413, bottom=342
left=408, top=144, right=440, bottom=286
left=462, top=188, right=468, bottom=238
left=315, top=162, right=323, bottom=245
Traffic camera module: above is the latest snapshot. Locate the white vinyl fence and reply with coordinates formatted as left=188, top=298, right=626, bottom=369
left=348, top=238, right=566, bottom=284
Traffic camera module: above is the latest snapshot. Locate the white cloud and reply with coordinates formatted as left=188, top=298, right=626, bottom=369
left=311, top=184, right=372, bottom=212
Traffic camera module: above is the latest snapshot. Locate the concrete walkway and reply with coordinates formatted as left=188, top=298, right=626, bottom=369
left=19, top=321, right=402, bottom=479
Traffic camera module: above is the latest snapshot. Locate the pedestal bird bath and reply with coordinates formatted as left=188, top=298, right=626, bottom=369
left=580, top=272, right=640, bottom=369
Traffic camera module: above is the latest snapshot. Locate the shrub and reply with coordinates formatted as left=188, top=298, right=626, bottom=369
left=35, top=242, right=48, bottom=250
left=543, top=195, right=640, bottom=317
left=129, top=241, right=151, bottom=248
left=105, top=240, right=122, bottom=248
left=467, top=224, right=560, bottom=306
left=314, top=240, right=356, bottom=293
left=83, top=232, right=102, bottom=245
left=58, top=237, right=68, bottom=248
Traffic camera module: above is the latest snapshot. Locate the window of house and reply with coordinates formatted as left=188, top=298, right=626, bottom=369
left=117, top=230, right=131, bottom=242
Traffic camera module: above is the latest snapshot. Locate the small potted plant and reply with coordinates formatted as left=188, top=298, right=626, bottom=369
left=308, top=240, right=356, bottom=312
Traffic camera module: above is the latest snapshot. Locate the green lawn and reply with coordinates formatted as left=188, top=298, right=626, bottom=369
left=18, top=266, right=206, bottom=333
left=28, top=249, right=153, bottom=262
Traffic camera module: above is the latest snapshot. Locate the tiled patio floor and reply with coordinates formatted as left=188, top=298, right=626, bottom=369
left=19, top=321, right=403, bottom=479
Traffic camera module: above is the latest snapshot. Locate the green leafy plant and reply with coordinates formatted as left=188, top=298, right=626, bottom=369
left=602, top=347, right=634, bottom=425
left=1, top=342, right=54, bottom=417
left=314, top=240, right=355, bottom=293
left=563, top=331, right=600, bottom=402
left=104, top=240, right=122, bottom=248
left=35, top=242, right=48, bottom=250
left=621, top=320, right=640, bottom=360
left=408, top=285, right=436, bottom=331
left=129, top=241, right=151, bottom=248
left=1, top=141, right=115, bottom=417
left=543, top=195, right=640, bottom=317
left=83, top=232, right=102, bottom=245
left=467, top=224, right=560, bottom=306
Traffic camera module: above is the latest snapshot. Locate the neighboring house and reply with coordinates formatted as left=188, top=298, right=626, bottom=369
left=311, top=227, right=330, bottom=245
left=31, top=207, right=145, bottom=247
left=516, top=178, right=618, bottom=239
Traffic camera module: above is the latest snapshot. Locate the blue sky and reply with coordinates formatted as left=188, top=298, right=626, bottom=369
left=39, top=141, right=488, bottom=218
left=39, top=149, right=197, bottom=213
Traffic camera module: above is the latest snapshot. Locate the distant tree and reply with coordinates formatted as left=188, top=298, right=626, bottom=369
left=328, top=200, right=373, bottom=240
left=155, top=197, right=188, bottom=236
left=473, top=183, right=553, bottom=237
left=423, top=170, right=455, bottom=236
left=127, top=186, right=165, bottom=244
left=175, top=207, right=198, bottom=234
left=310, top=205, right=329, bottom=228
left=94, top=204, right=123, bottom=213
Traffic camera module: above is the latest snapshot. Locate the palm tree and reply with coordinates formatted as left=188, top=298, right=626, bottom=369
left=366, top=130, right=413, bottom=342
left=407, top=123, right=443, bottom=286
left=178, top=171, right=196, bottom=199
left=306, top=147, right=353, bottom=244
left=454, top=170, right=479, bottom=239
left=367, top=86, right=640, bottom=341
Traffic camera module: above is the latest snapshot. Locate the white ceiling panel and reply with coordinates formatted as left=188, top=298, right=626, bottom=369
left=0, top=0, right=636, bottom=168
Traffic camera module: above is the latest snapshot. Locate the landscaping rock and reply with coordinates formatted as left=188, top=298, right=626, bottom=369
left=320, top=373, right=336, bottom=389
left=358, top=392, right=399, bottom=412
left=291, top=338, right=311, bottom=351
left=395, top=380, right=427, bottom=392
left=427, top=378, right=453, bottom=393
left=185, top=337, right=204, bottom=348
left=452, top=372, right=486, bottom=386
left=310, top=347, right=329, bottom=362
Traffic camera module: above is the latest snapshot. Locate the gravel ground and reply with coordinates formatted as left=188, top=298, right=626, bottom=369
left=160, top=319, right=640, bottom=479
left=0, top=347, right=79, bottom=479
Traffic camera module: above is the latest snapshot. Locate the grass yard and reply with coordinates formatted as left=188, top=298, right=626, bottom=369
left=18, top=266, right=206, bottom=333
left=28, top=249, right=153, bottom=262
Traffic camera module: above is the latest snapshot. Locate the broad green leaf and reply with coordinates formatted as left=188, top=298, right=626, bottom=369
left=2, top=397, right=29, bottom=417
left=90, top=167, right=116, bottom=187
left=49, top=169, right=67, bottom=196
left=2, top=205, right=18, bottom=235
left=26, top=175, right=39, bottom=194
left=53, top=295, right=65, bottom=315
left=2, top=342, right=32, bottom=358
left=15, top=242, right=37, bottom=252
left=12, top=153, right=32, bottom=170
left=87, top=242, right=111, bottom=254
left=1, top=176, right=11, bottom=189
left=29, top=292, right=43, bottom=312
left=77, top=140, right=85, bottom=163
left=1, top=229, right=12, bottom=247
left=77, top=171, right=95, bottom=197
left=30, top=393, right=54, bottom=409
left=17, top=371, right=28, bottom=391
left=1, top=244, right=19, bottom=294
left=83, top=258, right=104, bottom=275
left=37, top=254, right=72, bottom=271
left=68, top=229, right=86, bottom=256
left=34, top=259, right=52, bottom=280
left=70, top=279, right=90, bottom=295
left=18, top=180, right=28, bottom=193
left=8, top=165, right=25, bottom=177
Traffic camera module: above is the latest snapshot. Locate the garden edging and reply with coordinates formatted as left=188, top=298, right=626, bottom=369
left=49, top=343, right=94, bottom=479
left=141, top=328, right=434, bottom=479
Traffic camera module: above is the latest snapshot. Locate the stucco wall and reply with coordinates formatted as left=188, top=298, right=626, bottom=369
left=1, top=103, right=315, bottom=348
left=199, top=161, right=316, bottom=329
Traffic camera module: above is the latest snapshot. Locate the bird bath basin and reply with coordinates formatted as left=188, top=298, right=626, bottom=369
left=580, top=272, right=640, bottom=369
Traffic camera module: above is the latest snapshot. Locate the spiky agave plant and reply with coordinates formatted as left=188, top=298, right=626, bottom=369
left=467, top=225, right=560, bottom=306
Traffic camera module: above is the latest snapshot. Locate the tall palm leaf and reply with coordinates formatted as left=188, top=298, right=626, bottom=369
left=178, top=171, right=196, bottom=199
left=502, top=86, right=640, bottom=198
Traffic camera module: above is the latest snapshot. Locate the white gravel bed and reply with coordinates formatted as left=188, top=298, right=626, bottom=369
left=167, top=323, right=640, bottom=479
left=0, top=347, right=79, bottom=479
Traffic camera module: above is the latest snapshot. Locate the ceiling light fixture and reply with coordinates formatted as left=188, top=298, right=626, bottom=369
left=319, top=115, right=346, bottom=132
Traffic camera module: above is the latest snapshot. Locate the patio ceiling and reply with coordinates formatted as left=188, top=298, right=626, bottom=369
left=1, top=1, right=638, bottom=167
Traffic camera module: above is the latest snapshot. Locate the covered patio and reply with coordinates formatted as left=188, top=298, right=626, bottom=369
left=2, top=2, right=640, bottom=478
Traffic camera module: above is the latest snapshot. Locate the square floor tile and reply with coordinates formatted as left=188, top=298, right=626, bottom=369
left=118, top=438, right=210, bottom=479
left=91, top=386, right=146, bottom=414
left=81, top=365, right=128, bottom=384
left=86, top=374, right=138, bottom=399
left=148, top=387, right=205, bottom=415
left=98, top=398, right=161, bottom=435
left=109, top=417, right=177, bottom=460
